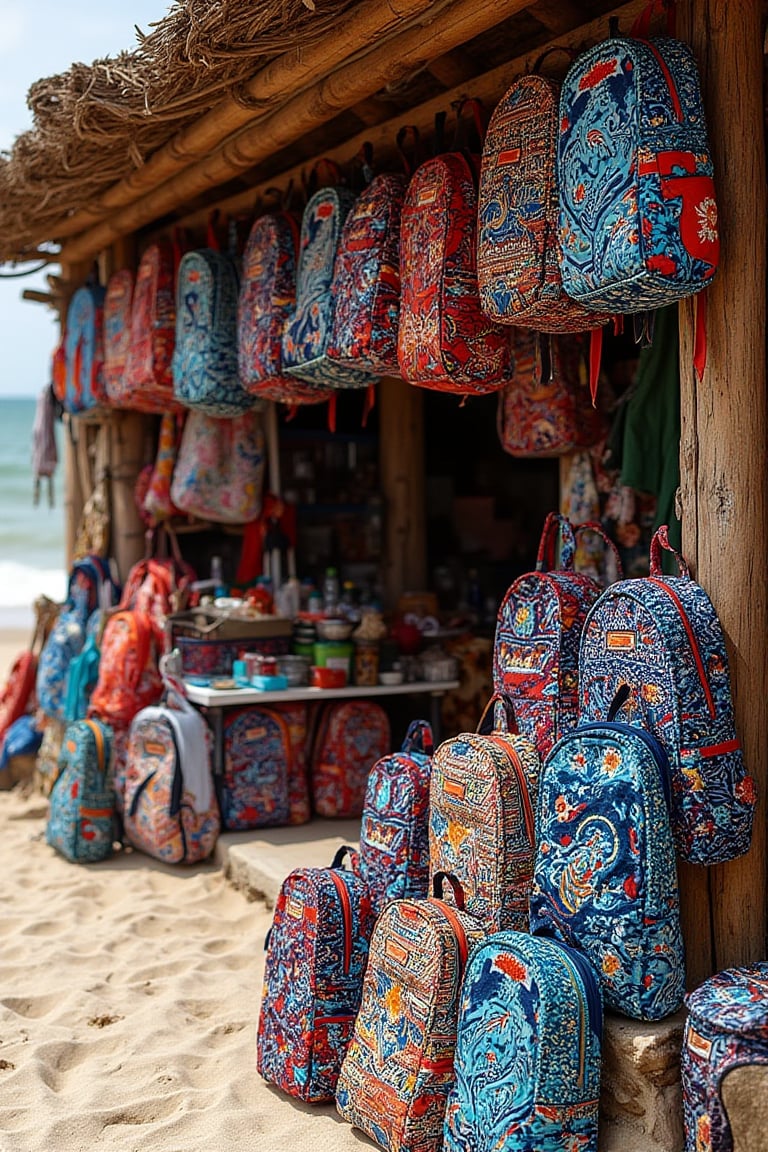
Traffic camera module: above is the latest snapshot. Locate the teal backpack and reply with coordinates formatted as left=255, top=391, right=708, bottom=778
left=46, top=718, right=115, bottom=864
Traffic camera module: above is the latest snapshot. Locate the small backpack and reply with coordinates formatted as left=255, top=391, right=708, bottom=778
left=173, top=246, right=253, bottom=415
left=310, top=699, right=391, bottom=818
left=64, top=283, right=107, bottom=414
left=102, top=268, right=134, bottom=404
left=445, top=932, right=603, bottom=1152
left=578, top=525, right=755, bottom=865
left=397, top=150, right=511, bottom=394
left=272, top=701, right=312, bottom=825
left=326, top=171, right=408, bottom=374
left=529, top=705, right=685, bottom=1020
left=493, top=512, right=620, bottom=759
left=46, top=717, right=115, bottom=863
left=258, top=847, right=375, bottom=1102
left=124, top=240, right=180, bottom=413
left=218, top=704, right=292, bottom=830
left=335, top=873, right=486, bottom=1152
left=429, top=694, right=539, bottom=933
left=121, top=683, right=219, bottom=864
left=557, top=35, right=719, bottom=314
left=681, top=963, right=768, bottom=1152
left=169, top=407, right=265, bottom=525
left=497, top=329, right=605, bottom=458
left=282, top=184, right=378, bottom=392
left=478, top=72, right=607, bottom=333
left=64, top=609, right=103, bottom=722
left=357, top=718, right=434, bottom=916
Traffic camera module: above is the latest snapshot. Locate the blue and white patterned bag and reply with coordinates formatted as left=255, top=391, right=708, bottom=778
left=445, top=931, right=603, bottom=1152
left=579, top=525, right=755, bottom=865
left=529, top=707, right=685, bottom=1021
left=46, top=717, right=115, bottom=863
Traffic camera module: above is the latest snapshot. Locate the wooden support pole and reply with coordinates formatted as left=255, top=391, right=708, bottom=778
left=378, top=378, right=426, bottom=610
left=677, top=0, right=767, bottom=981
left=109, top=412, right=153, bottom=584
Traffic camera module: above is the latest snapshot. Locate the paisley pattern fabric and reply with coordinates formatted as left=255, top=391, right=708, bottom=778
left=497, top=329, right=605, bottom=458
left=122, top=706, right=219, bottom=864
left=326, top=173, right=407, bottom=374
left=64, top=284, right=107, bottom=414
left=478, top=75, right=606, bottom=333
left=103, top=269, right=134, bottom=402
left=87, top=610, right=163, bottom=730
left=529, top=722, right=685, bottom=1020
left=282, top=187, right=378, bottom=390
left=272, top=702, right=312, bottom=825
left=493, top=513, right=608, bottom=759
left=175, top=634, right=290, bottom=679
left=445, top=932, right=603, bottom=1152
left=173, top=248, right=254, bottom=415
left=682, top=964, right=768, bottom=1152
left=335, top=888, right=486, bottom=1151
left=579, top=527, right=755, bottom=865
left=258, top=863, right=374, bottom=1102
left=357, top=718, right=434, bottom=916
left=237, top=212, right=329, bottom=406
left=557, top=37, right=719, bottom=311
left=46, top=718, right=115, bottom=863
left=219, top=705, right=291, bottom=829
left=170, top=408, right=265, bottom=525
left=311, top=700, right=391, bottom=819
left=124, top=241, right=181, bottom=413
left=397, top=153, right=511, bottom=394
left=429, top=714, right=539, bottom=934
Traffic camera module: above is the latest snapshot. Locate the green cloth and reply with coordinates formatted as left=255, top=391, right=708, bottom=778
left=620, top=306, right=682, bottom=570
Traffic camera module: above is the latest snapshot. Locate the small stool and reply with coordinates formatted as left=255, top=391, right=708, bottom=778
left=682, top=963, right=768, bottom=1152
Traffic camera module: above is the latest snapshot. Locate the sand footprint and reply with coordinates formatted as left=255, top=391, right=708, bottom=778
left=2, top=993, right=61, bottom=1019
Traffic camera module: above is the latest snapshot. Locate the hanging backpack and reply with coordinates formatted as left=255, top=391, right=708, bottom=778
left=64, top=283, right=107, bottom=414
left=257, top=846, right=375, bottom=1102
left=218, top=704, right=292, bottom=830
left=310, top=699, right=391, bottom=819
left=102, top=268, right=134, bottom=405
left=124, top=240, right=180, bottom=413
left=429, top=694, right=539, bottom=934
left=32, top=384, right=59, bottom=509
left=497, top=329, right=606, bottom=458
left=45, top=717, right=115, bottom=864
left=63, top=608, right=104, bottom=722
left=335, top=873, right=486, bottom=1152
left=282, top=182, right=378, bottom=392
left=169, top=407, right=265, bottom=525
left=357, top=718, right=435, bottom=916
left=557, top=35, right=719, bottom=315
left=578, top=525, right=755, bottom=865
left=121, top=679, right=219, bottom=864
left=528, top=696, right=686, bottom=1021
left=445, top=932, right=603, bottom=1152
left=478, top=70, right=607, bottom=334
left=493, top=512, right=621, bottom=759
left=681, top=963, right=768, bottom=1152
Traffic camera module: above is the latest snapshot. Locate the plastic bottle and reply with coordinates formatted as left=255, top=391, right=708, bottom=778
left=210, top=556, right=227, bottom=599
left=339, top=580, right=360, bottom=624
left=322, top=566, right=340, bottom=616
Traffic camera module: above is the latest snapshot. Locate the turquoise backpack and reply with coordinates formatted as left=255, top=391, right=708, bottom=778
left=46, top=718, right=115, bottom=863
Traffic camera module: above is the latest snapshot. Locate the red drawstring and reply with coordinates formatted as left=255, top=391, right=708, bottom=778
left=693, top=289, right=708, bottom=383
left=589, top=327, right=603, bottom=407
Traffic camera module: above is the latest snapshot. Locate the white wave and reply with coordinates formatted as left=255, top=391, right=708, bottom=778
left=0, top=560, right=67, bottom=608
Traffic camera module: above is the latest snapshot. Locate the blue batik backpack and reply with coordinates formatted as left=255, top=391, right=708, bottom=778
left=557, top=34, right=719, bottom=315
left=529, top=700, right=685, bottom=1020
left=46, top=717, right=115, bottom=863
left=579, top=525, right=755, bottom=866
left=282, top=184, right=379, bottom=392
left=445, top=931, right=603, bottom=1152
left=64, top=283, right=108, bottom=414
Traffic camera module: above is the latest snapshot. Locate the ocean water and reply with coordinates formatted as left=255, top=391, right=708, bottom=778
left=0, top=396, right=67, bottom=629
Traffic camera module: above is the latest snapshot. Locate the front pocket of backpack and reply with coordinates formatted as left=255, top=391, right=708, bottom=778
left=77, top=804, right=115, bottom=859
left=675, top=741, right=755, bottom=864
left=310, top=1014, right=356, bottom=1099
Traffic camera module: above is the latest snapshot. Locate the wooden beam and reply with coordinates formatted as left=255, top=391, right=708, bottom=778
left=21, top=290, right=58, bottom=306
left=678, top=0, right=767, bottom=980
left=527, top=0, right=586, bottom=33
left=427, top=48, right=479, bottom=88
left=59, top=0, right=544, bottom=264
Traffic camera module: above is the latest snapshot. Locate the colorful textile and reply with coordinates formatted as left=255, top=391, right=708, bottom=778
left=557, top=36, right=719, bottom=312
left=103, top=269, right=134, bottom=403
left=529, top=719, right=685, bottom=1020
left=64, top=284, right=107, bottom=414
left=311, top=700, right=390, bottom=819
left=273, top=702, right=312, bottom=825
left=445, top=932, right=603, bottom=1152
left=579, top=525, right=755, bottom=864
left=682, top=964, right=768, bottom=1152
left=219, top=705, right=291, bottom=830
left=170, top=408, right=265, bottom=525
left=124, top=241, right=181, bottom=413
left=258, top=858, right=374, bottom=1102
left=397, top=152, right=511, bottom=394
left=46, top=718, right=115, bottom=863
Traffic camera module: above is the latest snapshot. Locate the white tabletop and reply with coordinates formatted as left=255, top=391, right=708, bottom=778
left=184, top=679, right=460, bottom=708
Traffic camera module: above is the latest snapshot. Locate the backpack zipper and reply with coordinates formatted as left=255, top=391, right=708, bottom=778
left=576, top=720, right=672, bottom=811
left=328, top=871, right=352, bottom=974
left=644, top=42, right=683, bottom=123
left=485, top=735, right=535, bottom=844
left=429, top=898, right=469, bottom=971
left=647, top=577, right=717, bottom=719
left=83, top=719, right=106, bottom=776
left=545, top=939, right=602, bottom=1088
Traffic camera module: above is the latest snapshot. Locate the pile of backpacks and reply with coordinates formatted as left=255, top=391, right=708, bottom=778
left=55, top=15, right=718, bottom=488
left=256, top=512, right=759, bottom=1152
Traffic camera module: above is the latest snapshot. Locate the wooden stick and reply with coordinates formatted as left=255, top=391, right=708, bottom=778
left=59, top=0, right=542, bottom=264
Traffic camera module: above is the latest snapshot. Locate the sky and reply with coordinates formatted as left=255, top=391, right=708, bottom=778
left=0, top=1, right=174, bottom=398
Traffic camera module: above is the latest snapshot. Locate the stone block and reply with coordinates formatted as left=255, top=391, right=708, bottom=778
left=722, top=1064, right=768, bottom=1152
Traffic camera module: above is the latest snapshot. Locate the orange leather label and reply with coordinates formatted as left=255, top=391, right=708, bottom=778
left=498, top=147, right=521, bottom=165
left=687, top=1027, right=712, bottom=1059
left=385, top=939, right=408, bottom=964
left=444, top=779, right=466, bottom=800
left=606, top=631, right=636, bottom=651
left=417, top=188, right=437, bottom=205
left=286, top=897, right=304, bottom=920
left=246, top=727, right=266, bottom=741
left=144, top=740, right=166, bottom=757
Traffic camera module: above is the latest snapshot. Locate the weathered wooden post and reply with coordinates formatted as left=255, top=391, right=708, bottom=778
left=378, top=377, right=426, bottom=608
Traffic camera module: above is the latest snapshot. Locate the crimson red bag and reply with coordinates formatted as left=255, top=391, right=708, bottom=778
left=0, top=651, right=37, bottom=745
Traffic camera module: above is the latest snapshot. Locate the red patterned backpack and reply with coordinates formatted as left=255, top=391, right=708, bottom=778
left=103, top=268, right=134, bottom=405
left=124, top=240, right=180, bottom=413
left=310, top=699, right=390, bottom=818
left=497, top=328, right=606, bottom=457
